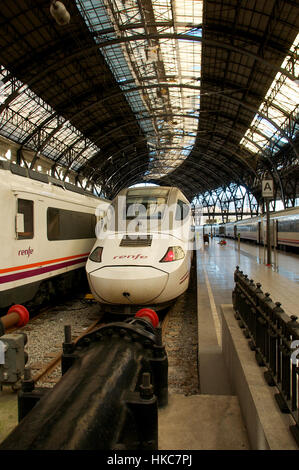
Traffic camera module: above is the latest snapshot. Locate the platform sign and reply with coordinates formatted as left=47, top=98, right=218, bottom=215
left=262, top=179, right=274, bottom=198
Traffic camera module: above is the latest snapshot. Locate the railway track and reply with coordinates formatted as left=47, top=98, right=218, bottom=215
left=32, top=318, right=103, bottom=385
left=34, top=309, right=169, bottom=386
left=5, top=297, right=103, bottom=388
left=23, top=309, right=170, bottom=387
left=161, top=263, right=199, bottom=395
left=5, top=283, right=198, bottom=393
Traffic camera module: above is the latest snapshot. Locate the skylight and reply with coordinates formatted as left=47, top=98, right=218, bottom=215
left=0, top=66, right=100, bottom=171
left=241, top=33, right=299, bottom=157
left=76, top=0, right=203, bottom=179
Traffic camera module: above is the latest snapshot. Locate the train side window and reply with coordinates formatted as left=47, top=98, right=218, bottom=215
left=175, top=200, right=189, bottom=221
left=278, top=220, right=290, bottom=232
left=16, top=199, right=34, bottom=240
left=47, top=207, right=96, bottom=240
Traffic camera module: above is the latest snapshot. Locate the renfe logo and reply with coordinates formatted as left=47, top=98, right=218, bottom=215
left=113, top=254, right=148, bottom=260
left=18, top=246, right=34, bottom=257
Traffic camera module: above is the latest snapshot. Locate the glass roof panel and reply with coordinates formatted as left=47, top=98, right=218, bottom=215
left=0, top=2, right=297, bottom=195
left=0, top=65, right=100, bottom=166
left=241, top=33, right=299, bottom=157
left=76, top=0, right=203, bottom=179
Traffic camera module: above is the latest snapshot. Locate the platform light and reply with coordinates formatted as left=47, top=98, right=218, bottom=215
left=50, top=1, right=70, bottom=26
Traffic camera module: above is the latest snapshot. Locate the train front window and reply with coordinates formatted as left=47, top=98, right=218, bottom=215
left=125, top=189, right=169, bottom=220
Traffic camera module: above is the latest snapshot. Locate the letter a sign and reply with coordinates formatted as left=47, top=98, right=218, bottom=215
left=262, top=179, right=274, bottom=198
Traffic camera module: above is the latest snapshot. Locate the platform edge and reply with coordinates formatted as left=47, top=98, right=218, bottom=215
left=220, top=304, right=297, bottom=450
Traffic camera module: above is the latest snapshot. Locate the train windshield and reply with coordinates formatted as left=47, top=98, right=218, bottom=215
left=125, top=188, right=170, bottom=220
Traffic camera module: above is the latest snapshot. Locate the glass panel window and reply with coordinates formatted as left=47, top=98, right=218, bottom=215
left=47, top=208, right=96, bottom=240
left=17, top=199, right=34, bottom=240
left=125, top=188, right=169, bottom=219
left=175, top=199, right=190, bottom=220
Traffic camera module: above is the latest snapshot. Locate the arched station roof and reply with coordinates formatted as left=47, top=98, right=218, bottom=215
left=0, top=0, right=298, bottom=202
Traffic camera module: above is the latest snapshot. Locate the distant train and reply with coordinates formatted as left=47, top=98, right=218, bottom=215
left=86, top=186, right=194, bottom=311
left=211, top=206, right=299, bottom=249
left=0, top=161, right=109, bottom=313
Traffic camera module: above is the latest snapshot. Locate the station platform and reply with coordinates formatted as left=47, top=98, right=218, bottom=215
left=197, top=234, right=299, bottom=319
left=159, top=233, right=298, bottom=451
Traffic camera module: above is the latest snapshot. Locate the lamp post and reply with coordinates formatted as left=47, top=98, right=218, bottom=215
left=262, top=176, right=274, bottom=266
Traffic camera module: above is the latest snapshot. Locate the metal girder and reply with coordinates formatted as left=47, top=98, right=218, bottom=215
left=0, top=37, right=295, bottom=180
left=62, top=143, right=92, bottom=179
left=69, top=84, right=297, bottom=158
left=16, top=83, right=244, bottom=151
left=91, top=147, right=246, bottom=194
left=194, top=123, right=282, bottom=156
left=104, top=159, right=211, bottom=194
left=86, top=132, right=254, bottom=190
left=78, top=106, right=289, bottom=172
left=194, top=130, right=286, bottom=200
left=0, top=0, right=297, bottom=203
left=47, top=82, right=248, bottom=120
left=86, top=133, right=251, bottom=183
left=109, top=155, right=224, bottom=190
left=211, top=1, right=294, bottom=155
left=51, top=135, right=85, bottom=164
left=75, top=107, right=284, bottom=175
left=0, top=83, right=24, bottom=115
left=215, top=95, right=298, bottom=157
left=29, top=119, right=65, bottom=169
left=5, top=34, right=294, bottom=94
left=107, top=162, right=212, bottom=198
left=94, top=33, right=298, bottom=81
left=204, top=23, right=295, bottom=57
left=19, top=111, right=59, bottom=147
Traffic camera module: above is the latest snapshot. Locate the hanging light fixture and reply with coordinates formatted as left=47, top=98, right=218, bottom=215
left=50, top=1, right=70, bottom=26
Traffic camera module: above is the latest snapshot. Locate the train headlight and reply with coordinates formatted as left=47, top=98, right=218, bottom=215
left=160, top=246, right=185, bottom=262
left=89, top=247, right=103, bottom=262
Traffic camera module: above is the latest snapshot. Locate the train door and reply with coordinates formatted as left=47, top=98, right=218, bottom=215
left=13, top=192, right=37, bottom=271
left=260, top=215, right=275, bottom=247
left=233, top=224, right=237, bottom=240
left=261, top=217, right=266, bottom=245
left=273, top=219, right=278, bottom=248
left=258, top=221, right=261, bottom=244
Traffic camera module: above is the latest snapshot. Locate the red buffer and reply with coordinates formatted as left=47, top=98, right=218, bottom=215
left=135, top=308, right=159, bottom=328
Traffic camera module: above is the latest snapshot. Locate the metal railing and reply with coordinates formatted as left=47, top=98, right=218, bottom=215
left=232, top=266, right=299, bottom=447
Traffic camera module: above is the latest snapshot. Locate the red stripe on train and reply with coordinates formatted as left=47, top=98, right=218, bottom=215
left=0, top=257, right=88, bottom=284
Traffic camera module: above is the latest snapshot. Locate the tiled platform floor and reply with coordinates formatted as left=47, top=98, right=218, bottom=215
left=194, top=231, right=299, bottom=449
left=196, top=233, right=299, bottom=319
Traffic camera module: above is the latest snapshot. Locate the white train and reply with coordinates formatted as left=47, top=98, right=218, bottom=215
left=0, top=160, right=109, bottom=313
left=86, top=186, right=194, bottom=311
left=215, top=206, right=299, bottom=249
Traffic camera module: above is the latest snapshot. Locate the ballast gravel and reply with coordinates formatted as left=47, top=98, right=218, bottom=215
left=13, top=298, right=102, bottom=387
left=163, top=267, right=199, bottom=395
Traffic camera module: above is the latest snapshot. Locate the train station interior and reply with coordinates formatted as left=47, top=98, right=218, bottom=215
left=0, top=0, right=298, bottom=454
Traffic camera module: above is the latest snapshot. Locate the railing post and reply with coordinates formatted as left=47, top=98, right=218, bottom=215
left=233, top=267, right=299, bottom=446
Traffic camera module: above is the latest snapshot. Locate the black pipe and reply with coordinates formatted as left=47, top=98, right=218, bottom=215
left=0, top=317, right=168, bottom=450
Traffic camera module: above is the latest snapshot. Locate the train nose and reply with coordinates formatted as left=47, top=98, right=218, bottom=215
left=88, top=266, right=168, bottom=304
